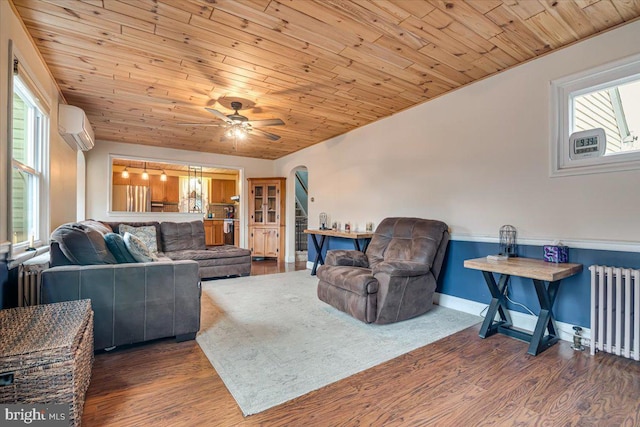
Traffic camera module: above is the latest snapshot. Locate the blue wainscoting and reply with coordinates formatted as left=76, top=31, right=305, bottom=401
left=308, top=235, right=640, bottom=328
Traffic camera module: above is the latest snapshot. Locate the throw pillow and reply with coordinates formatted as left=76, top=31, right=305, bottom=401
left=50, top=223, right=117, bottom=265
left=123, top=232, right=158, bottom=263
left=104, top=233, right=138, bottom=264
left=119, top=224, right=158, bottom=253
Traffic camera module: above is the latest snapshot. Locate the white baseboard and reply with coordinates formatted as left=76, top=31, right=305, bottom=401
left=434, top=292, right=591, bottom=345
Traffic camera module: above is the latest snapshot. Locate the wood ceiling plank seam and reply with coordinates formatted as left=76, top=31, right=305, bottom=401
left=388, top=0, right=437, bottom=19
left=348, top=39, right=416, bottom=69
left=464, top=0, right=504, bottom=15
left=537, top=0, right=596, bottom=38
left=264, top=1, right=368, bottom=51
left=609, top=0, right=640, bottom=21
left=485, top=5, right=553, bottom=55
left=38, top=46, right=192, bottom=82
left=321, top=0, right=426, bottom=50
left=338, top=47, right=422, bottom=83
left=177, top=0, right=216, bottom=19
left=218, top=56, right=342, bottom=93
left=394, top=17, right=484, bottom=84
left=27, top=24, right=195, bottom=72
left=417, top=43, right=486, bottom=78
left=152, top=24, right=340, bottom=82
left=488, top=33, right=534, bottom=63
left=185, top=14, right=340, bottom=73
left=207, top=10, right=353, bottom=68
left=15, top=6, right=123, bottom=39
left=13, top=1, right=125, bottom=34
left=212, top=0, right=348, bottom=54
left=120, top=26, right=227, bottom=65
left=355, top=0, right=413, bottom=22
left=101, top=0, right=170, bottom=26
left=502, top=0, right=546, bottom=21
left=401, top=13, right=506, bottom=74
left=427, top=0, right=505, bottom=40
left=581, top=0, right=626, bottom=31
left=523, top=10, right=579, bottom=49
left=280, top=0, right=385, bottom=43
left=116, top=0, right=193, bottom=23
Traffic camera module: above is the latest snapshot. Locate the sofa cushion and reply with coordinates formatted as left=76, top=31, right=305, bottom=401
left=119, top=224, right=158, bottom=253
left=104, top=233, right=138, bottom=264
left=123, top=232, right=158, bottom=263
left=160, top=221, right=206, bottom=252
left=165, top=246, right=250, bottom=261
left=317, top=265, right=378, bottom=296
left=50, top=223, right=117, bottom=265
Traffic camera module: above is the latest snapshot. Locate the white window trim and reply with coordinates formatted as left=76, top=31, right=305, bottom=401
left=10, top=54, right=50, bottom=256
left=550, top=53, right=640, bottom=177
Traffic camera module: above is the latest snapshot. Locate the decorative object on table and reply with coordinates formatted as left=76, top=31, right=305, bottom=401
left=571, top=326, right=585, bottom=351
left=543, top=241, right=568, bottom=263
left=366, top=222, right=374, bottom=232
left=499, top=224, right=517, bottom=257
left=344, top=222, right=351, bottom=233
left=319, top=212, right=328, bottom=230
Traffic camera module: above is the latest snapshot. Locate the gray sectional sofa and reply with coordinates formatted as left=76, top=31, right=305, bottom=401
left=41, top=219, right=251, bottom=350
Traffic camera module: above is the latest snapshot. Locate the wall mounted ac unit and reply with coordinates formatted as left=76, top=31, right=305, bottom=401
left=58, top=104, right=95, bottom=151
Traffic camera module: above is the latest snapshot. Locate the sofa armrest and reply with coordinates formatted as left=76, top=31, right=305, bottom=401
left=41, top=260, right=201, bottom=350
left=325, top=250, right=369, bottom=268
left=372, top=261, right=430, bottom=277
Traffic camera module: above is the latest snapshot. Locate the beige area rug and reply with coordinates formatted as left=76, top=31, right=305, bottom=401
left=196, top=270, right=481, bottom=416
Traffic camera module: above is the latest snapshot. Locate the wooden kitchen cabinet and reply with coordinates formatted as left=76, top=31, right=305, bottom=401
left=149, top=175, right=164, bottom=201
left=209, top=179, right=237, bottom=203
left=165, top=176, right=179, bottom=203
left=204, top=220, right=224, bottom=246
left=247, top=177, right=285, bottom=261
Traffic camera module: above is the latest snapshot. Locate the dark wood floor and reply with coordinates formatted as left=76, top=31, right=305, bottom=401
left=82, top=261, right=640, bottom=427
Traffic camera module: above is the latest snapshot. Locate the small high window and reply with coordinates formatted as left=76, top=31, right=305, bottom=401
left=551, top=54, right=640, bottom=176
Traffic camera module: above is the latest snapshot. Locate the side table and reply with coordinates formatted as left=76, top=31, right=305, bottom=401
left=304, top=229, right=374, bottom=275
left=464, top=257, right=582, bottom=356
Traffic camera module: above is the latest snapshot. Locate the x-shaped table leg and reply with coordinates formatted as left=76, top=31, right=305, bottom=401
left=479, top=271, right=512, bottom=338
left=310, top=234, right=326, bottom=276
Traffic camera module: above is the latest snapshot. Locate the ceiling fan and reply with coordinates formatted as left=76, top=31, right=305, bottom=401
left=180, top=101, right=285, bottom=142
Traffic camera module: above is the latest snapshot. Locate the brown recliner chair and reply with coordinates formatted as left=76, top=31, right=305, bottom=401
left=316, top=217, right=450, bottom=324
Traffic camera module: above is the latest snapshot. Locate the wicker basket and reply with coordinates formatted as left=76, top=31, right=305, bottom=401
left=0, top=300, right=94, bottom=427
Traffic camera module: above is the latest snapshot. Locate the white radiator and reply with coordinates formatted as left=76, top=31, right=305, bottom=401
left=590, top=265, right=640, bottom=360
left=18, top=264, right=40, bottom=307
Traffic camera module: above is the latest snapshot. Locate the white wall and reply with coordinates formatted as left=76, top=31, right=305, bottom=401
left=276, top=20, right=640, bottom=260
left=0, top=1, right=77, bottom=242
left=85, top=140, right=275, bottom=247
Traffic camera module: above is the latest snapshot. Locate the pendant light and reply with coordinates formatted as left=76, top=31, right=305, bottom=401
left=160, top=170, right=167, bottom=181
left=141, top=162, right=149, bottom=180
left=121, top=167, right=129, bottom=179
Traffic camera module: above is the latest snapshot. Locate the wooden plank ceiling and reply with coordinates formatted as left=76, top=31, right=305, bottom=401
left=12, top=0, right=640, bottom=160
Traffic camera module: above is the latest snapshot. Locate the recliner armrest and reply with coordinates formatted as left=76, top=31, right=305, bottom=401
left=373, top=261, right=430, bottom=277
left=325, top=250, right=369, bottom=268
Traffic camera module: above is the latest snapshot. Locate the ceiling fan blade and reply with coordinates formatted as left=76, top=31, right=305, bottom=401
left=246, top=118, right=285, bottom=127
left=177, top=122, right=226, bottom=127
left=252, top=128, right=281, bottom=141
left=205, top=107, right=232, bottom=123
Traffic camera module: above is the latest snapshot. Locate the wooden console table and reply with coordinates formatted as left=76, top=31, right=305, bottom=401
left=304, top=229, right=374, bottom=275
left=464, top=257, right=582, bottom=356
